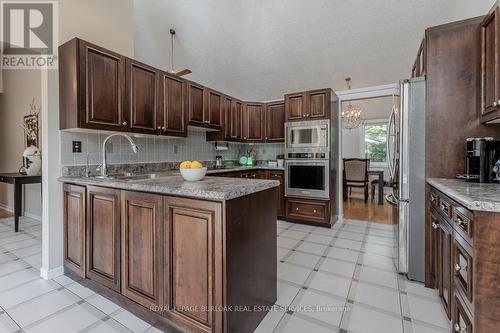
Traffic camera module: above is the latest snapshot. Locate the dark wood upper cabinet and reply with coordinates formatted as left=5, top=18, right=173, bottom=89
left=207, top=89, right=223, bottom=130
left=285, top=92, right=306, bottom=121
left=266, top=101, right=285, bottom=142
left=63, top=184, right=86, bottom=278
left=78, top=40, right=127, bottom=131
left=244, top=102, right=265, bottom=142
left=187, top=81, right=206, bottom=127
left=232, top=100, right=243, bottom=140
left=481, top=7, right=500, bottom=122
left=121, top=191, right=164, bottom=309
left=160, top=73, right=187, bottom=136
left=126, top=59, right=160, bottom=134
left=285, top=89, right=331, bottom=121
left=223, top=96, right=233, bottom=140
left=86, top=186, right=121, bottom=292
left=308, top=89, right=331, bottom=119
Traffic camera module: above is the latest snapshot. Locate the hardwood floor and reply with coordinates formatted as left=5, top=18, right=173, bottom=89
left=343, top=190, right=395, bottom=224
left=0, top=208, right=12, bottom=219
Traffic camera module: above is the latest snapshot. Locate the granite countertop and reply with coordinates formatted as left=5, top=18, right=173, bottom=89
left=59, top=171, right=280, bottom=201
left=427, top=178, right=500, bottom=212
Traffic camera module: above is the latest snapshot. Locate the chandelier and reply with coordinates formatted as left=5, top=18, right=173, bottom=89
left=342, top=77, right=363, bottom=130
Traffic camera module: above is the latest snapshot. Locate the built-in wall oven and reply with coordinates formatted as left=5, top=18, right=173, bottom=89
left=285, top=153, right=330, bottom=199
left=286, top=120, right=329, bottom=150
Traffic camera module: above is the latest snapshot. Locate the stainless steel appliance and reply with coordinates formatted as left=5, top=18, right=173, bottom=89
left=286, top=120, right=329, bottom=150
left=457, top=137, right=500, bottom=183
left=215, top=155, right=224, bottom=169
left=386, top=77, right=426, bottom=282
left=285, top=152, right=330, bottom=199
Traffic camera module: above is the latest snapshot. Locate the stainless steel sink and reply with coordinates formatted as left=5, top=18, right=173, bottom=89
left=93, top=173, right=164, bottom=181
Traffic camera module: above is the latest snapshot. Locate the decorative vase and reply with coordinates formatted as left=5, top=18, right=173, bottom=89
left=21, top=146, right=41, bottom=176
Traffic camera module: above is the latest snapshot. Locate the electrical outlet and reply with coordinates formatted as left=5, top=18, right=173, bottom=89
left=72, top=141, right=82, bottom=153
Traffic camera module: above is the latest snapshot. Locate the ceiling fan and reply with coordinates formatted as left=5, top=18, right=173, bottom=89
left=167, top=29, right=192, bottom=76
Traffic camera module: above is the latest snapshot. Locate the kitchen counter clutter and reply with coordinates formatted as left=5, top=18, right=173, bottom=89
left=427, top=178, right=500, bottom=212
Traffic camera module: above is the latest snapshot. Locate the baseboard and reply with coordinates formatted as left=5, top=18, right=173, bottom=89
left=0, top=203, right=42, bottom=221
left=40, top=265, right=64, bottom=280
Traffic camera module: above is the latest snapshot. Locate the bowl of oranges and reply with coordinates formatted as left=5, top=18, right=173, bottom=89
left=179, top=161, right=207, bottom=181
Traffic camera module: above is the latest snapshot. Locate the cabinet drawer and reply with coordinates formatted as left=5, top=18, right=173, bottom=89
left=269, top=171, right=284, bottom=182
left=430, top=191, right=439, bottom=209
left=438, top=195, right=452, bottom=219
left=452, top=206, right=473, bottom=245
left=453, top=233, right=474, bottom=304
left=453, top=293, right=474, bottom=333
left=286, top=198, right=329, bottom=225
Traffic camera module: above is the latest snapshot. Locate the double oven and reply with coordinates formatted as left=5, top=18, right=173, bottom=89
left=285, top=120, right=330, bottom=200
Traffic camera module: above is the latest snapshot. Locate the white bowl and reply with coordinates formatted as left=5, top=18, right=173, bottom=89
left=180, top=167, right=207, bottom=181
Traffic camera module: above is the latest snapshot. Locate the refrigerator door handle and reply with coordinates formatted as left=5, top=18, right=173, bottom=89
left=386, top=106, right=395, bottom=180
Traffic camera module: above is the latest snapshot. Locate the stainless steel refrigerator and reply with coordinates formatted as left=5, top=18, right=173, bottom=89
left=386, top=77, right=426, bottom=282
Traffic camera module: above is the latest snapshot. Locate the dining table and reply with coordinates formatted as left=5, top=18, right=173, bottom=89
left=368, top=169, right=384, bottom=205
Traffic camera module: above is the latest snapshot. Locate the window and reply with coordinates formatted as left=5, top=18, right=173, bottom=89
left=363, top=123, right=387, bottom=163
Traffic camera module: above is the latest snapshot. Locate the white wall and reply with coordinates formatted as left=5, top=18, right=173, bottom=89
left=40, top=0, right=135, bottom=279
left=0, top=70, right=42, bottom=219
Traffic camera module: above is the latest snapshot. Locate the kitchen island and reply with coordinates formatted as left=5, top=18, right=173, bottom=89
left=59, top=173, right=279, bottom=333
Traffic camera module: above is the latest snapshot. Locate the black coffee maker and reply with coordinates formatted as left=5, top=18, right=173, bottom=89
left=462, top=138, right=500, bottom=183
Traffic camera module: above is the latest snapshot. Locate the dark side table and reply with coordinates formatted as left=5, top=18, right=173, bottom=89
left=0, top=173, right=42, bottom=232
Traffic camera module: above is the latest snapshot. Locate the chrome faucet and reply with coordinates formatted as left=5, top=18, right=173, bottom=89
left=101, top=133, right=139, bottom=177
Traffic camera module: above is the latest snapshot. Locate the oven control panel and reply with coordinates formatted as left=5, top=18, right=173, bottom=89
left=287, top=152, right=326, bottom=159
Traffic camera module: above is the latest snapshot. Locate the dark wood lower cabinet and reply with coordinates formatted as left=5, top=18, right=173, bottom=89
left=285, top=197, right=330, bottom=226
left=164, top=197, right=223, bottom=333
left=63, top=184, right=86, bottom=278
left=86, top=186, right=121, bottom=292
left=121, top=191, right=164, bottom=309
left=63, top=184, right=277, bottom=333
left=437, top=213, right=452, bottom=318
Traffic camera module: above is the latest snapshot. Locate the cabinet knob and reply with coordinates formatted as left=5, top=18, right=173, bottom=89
left=431, top=222, right=438, bottom=229
left=454, top=263, right=463, bottom=272
left=313, top=209, right=317, bottom=213
left=122, top=122, right=127, bottom=126
left=157, top=126, right=162, bottom=130
left=454, top=323, right=466, bottom=333
left=244, top=137, right=247, bottom=139
left=295, top=207, right=299, bottom=211
left=494, top=101, right=498, bottom=107
left=162, top=126, right=166, bottom=130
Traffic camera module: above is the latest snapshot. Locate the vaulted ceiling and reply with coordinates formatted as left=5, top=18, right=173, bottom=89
left=133, top=0, right=494, bottom=101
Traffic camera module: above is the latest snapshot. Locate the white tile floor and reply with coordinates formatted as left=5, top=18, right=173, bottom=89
left=0, top=216, right=451, bottom=333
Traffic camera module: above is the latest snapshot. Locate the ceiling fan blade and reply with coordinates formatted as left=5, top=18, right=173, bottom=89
left=174, top=69, right=192, bottom=76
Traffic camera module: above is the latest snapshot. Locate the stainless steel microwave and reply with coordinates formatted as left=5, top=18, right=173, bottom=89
left=285, top=120, right=329, bottom=150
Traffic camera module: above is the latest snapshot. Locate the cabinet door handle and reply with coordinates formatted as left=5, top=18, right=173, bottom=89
left=313, top=209, right=317, bottom=213
left=162, top=126, right=166, bottom=130
left=122, top=122, right=128, bottom=126
left=455, top=216, right=468, bottom=228
left=157, top=126, right=162, bottom=130
left=295, top=207, right=299, bottom=211
left=494, top=101, right=498, bottom=107
left=454, top=323, right=466, bottom=332
left=454, top=263, right=464, bottom=272
left=431, top=222, right=438, bottom=229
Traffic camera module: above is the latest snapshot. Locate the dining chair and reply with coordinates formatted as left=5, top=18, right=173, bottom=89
left=343, top=158, right=370, bottom=203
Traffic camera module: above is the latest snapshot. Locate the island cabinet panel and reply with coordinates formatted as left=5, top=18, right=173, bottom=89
left=79, top=40, right=127, bottom=131
left=121, top=191, right=164, bottom=309
left=187, top=82, right=207, bottom=127
left=126, top=59, right=160, bottom=134
left=86, top=186, right=121, bottom=292
left=160, top=73, right=187, bottom=136
left=266, top=101, right=285, bottom=142
left=243, top=103, right=265, bottom=142
left=63, top=184, right=86, bottom=278
left=164, top=197, right=223, bottom=333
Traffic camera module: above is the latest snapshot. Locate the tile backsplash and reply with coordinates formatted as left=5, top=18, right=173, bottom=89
left=61, top=129, right=284, bottom=166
